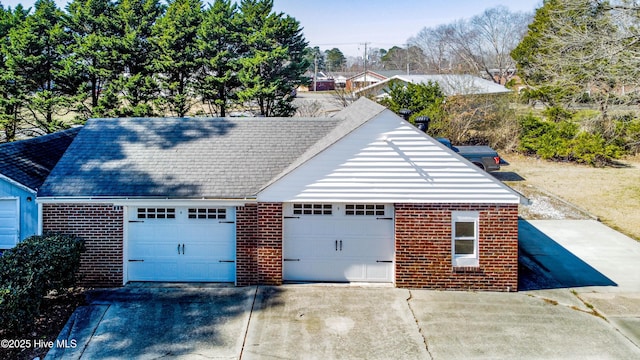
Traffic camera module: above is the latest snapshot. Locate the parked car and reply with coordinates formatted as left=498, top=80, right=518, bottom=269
left=436, top=138, right=502, bottom=172
left=412, top=115, right=503, bottom=172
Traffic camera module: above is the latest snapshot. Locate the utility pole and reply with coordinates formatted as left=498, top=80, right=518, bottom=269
left=313, top=55, right=318, bottom=92
left=361, top=42, right=370, bottom=89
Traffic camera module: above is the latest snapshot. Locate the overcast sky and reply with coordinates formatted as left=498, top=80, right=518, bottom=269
left=1, top=0, right=542, bottom=56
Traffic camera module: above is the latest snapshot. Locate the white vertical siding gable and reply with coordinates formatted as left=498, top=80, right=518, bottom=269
left=258, top=110, right=521, bottom=204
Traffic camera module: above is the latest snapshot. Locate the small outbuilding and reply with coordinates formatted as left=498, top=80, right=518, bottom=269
left=38, top=98, right=523, bottom=291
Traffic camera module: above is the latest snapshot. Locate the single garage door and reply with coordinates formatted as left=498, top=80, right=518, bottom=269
left=127, top=206, right=236, bottom=282
left=283, top=203, right=394, bottom=283
left=0, top=198, right=19, bottom=249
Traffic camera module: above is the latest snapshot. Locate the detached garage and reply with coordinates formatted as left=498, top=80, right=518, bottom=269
left=38, top=98, right=523, bottom=291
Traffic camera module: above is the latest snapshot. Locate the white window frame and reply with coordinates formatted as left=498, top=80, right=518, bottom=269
left=451, top=211, right=479, bottom=267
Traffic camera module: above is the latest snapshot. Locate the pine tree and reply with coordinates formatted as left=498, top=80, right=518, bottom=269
left=4, top=0, right=75, bottom=134
left=197, top=0, right=240, bottom=117
left=108, top=0, right=165, bottom=117
left=151, top=0, right=203, bottom=117
left=236, top=0, right=308, bottom=116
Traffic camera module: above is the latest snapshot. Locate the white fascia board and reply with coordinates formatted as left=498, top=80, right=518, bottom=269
left=0, top=174, right=36, bottom=194
left=36, top=197, right=256, bottom=207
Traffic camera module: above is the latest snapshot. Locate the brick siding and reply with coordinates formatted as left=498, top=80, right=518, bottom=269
left=236, top=203, right=258, bottom=286
left=41, top=201, right=518, bottom=291
left=257, top=202, right=283, bottom=285
left=394, top=203, right=518, bottom=292
left=42, top=203, right=123, bottom=287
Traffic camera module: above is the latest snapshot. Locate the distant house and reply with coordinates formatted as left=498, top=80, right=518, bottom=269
left=344, top=70, right=408, bottom=91
left=0, top=128, right=80, bottom=249
left=38, top=98, right=523, bottom=291
left=354, top=74, right=512, bottom=98
left=299, top=71, right=336, bottom=92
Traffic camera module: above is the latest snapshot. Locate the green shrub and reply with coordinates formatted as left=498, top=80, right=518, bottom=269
left=614, top=117, right=640, bottom=155
left=0, top=233, right=84, bottom=334
left=518, top=114, right=624, bottom=166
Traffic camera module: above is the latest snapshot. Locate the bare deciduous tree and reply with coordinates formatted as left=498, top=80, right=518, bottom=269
left=409, top=6, right=531, bottom=83
left=517, top=0, right=640, bottom=123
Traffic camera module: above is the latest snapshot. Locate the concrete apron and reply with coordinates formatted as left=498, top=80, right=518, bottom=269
left=48, top=283, right=640, bottom=359
left=46, top=284, right=256, bottom=360
left=519, top=219, right=640, bottom=354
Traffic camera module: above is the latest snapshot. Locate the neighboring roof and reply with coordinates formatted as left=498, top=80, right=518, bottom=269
left=355, top=74, right=512, bottom=97
left=39, top=117, right=340, bottom=199
left=0, top=128, right=81, bottom=191
left=374, top=70, right=408, bottom=78
left=346, top=70, right=388, bottom=81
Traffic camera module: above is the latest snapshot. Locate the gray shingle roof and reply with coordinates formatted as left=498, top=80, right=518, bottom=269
left=38, top=117, right=341, bottom=198
left=0, top=128, right=81, bottom=191
left=356, top=74, right=512, bottom=97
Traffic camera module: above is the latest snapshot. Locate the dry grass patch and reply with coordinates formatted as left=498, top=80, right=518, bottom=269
left=501, top=153, right=640, bottom=240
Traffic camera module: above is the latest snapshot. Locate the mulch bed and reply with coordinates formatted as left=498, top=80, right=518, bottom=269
left=0, top=288, right=87, bottom=360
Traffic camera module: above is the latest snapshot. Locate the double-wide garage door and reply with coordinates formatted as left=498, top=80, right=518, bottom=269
left=127, top=206, right=236, bottom=282
left=283, top=203, right=394, bottom=283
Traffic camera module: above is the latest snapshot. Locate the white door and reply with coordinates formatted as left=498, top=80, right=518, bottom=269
left=127, top=206, right=236, bottom=282
left=0, top=198, right=19, bottom=249
left=283, top=203, right=394, bottom=282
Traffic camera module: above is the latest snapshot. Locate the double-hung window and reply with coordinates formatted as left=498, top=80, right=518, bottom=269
left=452, top=211, right=479, bottom=267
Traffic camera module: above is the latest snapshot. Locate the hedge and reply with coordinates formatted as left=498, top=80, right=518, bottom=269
left=0, top=233, right=84, bottom=334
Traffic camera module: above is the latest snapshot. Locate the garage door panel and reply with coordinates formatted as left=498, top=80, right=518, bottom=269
left=0, top=199, right=18, bottom=249
left=183, top=261, right=234, bottom=282
left=127, top=206, right=236, bottom=282
left=283, top=203, right=394, bottom=283
left=129, top=242, right=181, bottom=258
left=128, top=260, right=179, bottom=281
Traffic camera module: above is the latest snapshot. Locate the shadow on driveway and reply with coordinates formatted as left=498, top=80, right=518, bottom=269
left=518, top=220, right=617, bottom=291
left=47, top=284, right=258, bottom=359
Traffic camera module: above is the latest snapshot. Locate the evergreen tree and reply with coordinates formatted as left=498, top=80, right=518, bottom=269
left=110, top=0, right=165, bottom=116
left=304, top=46, right=325, bottom=73
left=66, top=0, right=120, bottom=117
left=197, top=0, right=239, bottom=117
left=0, top=5, right=28, bottom=142
left=4, top=0, right=75, bottom=134
left=151, top=0, right=203, bottom=117
left=324, top=48, right=345, bottom=72
left=236, top=0, right=308, bottom=116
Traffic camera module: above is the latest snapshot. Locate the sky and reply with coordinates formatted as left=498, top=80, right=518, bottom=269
left=1, top=0, right=542, bottom=57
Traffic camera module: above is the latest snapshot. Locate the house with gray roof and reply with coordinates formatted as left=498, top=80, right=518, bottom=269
left=354, top=74, right=512, bottom=98
left=38, top=98, right=522, bottom=291
left=0, top=127, right=80, bottom=248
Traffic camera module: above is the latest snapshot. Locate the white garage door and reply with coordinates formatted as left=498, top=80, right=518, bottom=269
left=283, top=203, right=394, bottom=283
left=127, top=206, right=236, bottom=282
left=0, top=198, right=19, bottom=249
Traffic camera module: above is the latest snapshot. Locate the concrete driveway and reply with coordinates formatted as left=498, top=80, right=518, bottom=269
left=47, top=219, right=640, bottom=359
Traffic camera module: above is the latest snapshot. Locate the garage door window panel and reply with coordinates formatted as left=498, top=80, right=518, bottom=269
left=137, top=208, right=176, bottom=219
left=188, top=208, right=226, bottom=219
left=452, top=211, right=479, bottom=267
left=345, top=204, right=385, bottom=216
left=293, top=203, right=333, bottom=215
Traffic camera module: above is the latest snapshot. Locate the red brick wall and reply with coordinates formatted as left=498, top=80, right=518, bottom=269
left=236, top=203, right=258, bottom=286
left=395, top=203, right=518, bottom=292
left=42, top=203, right=123, bottom=287
left=257, top=202, right=283, bottom=285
